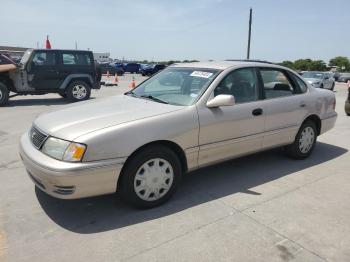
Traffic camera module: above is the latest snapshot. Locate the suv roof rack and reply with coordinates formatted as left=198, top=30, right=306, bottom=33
left=225, top=59, right=275, bottom=64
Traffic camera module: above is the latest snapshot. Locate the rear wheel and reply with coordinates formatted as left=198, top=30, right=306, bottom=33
left=331, top=82, right=335, bottom=91
left=286, top=120, right=317, bottom=159
left=119, top=145, right=182, bottom=208
left=0, top=82, right=10, bottom=106
left=66, top=80, right=91, bottom=102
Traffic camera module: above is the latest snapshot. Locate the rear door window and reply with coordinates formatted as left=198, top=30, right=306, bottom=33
left=260, top=69, right=300, bottom=99
left=62, top=53, right=77, bottom=65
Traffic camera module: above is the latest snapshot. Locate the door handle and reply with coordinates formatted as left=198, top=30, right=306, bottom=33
left=300, top=103, right=306, bottom=108
left=252, top=108, right=263, bottom=116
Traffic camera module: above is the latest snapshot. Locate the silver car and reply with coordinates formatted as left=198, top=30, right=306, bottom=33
left=20, top=61, right=337, bottom=208
left=302, top=71, right=335, bottom=90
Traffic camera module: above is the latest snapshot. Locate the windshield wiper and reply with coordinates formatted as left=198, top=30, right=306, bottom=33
left=124, top=90, right=137, bottom=97
left=140, top=95, right=169, bottom=104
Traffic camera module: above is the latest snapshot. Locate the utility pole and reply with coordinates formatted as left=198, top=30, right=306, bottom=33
left=246, top=8, right=252, bottom=60
left=75, top=41, right=78, bottom=50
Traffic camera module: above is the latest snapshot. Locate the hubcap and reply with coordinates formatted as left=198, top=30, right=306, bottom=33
left=72, top=85, right=87, bottom=99
left=134, top=158, right=174, bottom=201
left=299, top=126, right=315, bottom=154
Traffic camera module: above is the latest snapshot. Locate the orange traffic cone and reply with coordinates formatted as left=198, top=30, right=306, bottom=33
left=129, top=77, right=136, bottom=89
left=107, top=71, right=110, bottom=78
left=114, top=73, right=119, bottom=84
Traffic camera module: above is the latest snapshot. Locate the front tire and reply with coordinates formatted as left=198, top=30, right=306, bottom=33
left=286, top=120, right=317, bottom=159
left=66, top=80, right=91, bottom=102
left=0, top=82, right=10, bottom=106
left=119, top=145, right=182, bottom=208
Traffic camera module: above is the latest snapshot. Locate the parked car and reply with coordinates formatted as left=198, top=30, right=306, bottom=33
left=123, top=63, right=140, bottom=73
left=302, top=71, right=335, bottom=90
left=140, top=64, right=166, bottom=76
left=345, top=87, right=350, bottom=116
left=99, top=62, right=124, bottom=76
left=0, top=49, right=102, bottom=106
left=20, top=61, right=337, bottom=208
left=338, top=73, right=350, bottom=83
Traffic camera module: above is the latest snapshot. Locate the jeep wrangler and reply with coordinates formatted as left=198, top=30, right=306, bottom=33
left=0, top=49, right=102, bottom=106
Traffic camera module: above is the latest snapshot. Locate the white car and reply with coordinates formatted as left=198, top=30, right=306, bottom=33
left=302, top=71, right=335, bottom=90
left=20, top=60, right=337, bottom=208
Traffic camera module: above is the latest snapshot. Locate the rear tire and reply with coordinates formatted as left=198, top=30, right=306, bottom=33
left=0, top=82, right=10, bottom=106
left=119, top=145, right=182, bottom=209
left=286, top=120, right=317, bottom=159
left=66, top=80, right=91, bottom=102
left=331, top=82, right=335, bottom=91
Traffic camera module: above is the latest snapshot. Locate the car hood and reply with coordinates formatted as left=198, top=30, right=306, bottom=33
left=33, top=95, right=184, bottom=141
left=304, top=78, right=321, bottom=83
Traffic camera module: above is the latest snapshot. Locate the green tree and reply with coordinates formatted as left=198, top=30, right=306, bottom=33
left=329, top=56, right=350, bottom=72
left=279, top=60, right=294, bottom=69
left=293, top=59, right=313, bottom=71
left=309, top=60, right=327, bottom=71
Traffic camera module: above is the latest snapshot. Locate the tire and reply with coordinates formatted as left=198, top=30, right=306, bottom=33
left=331, top=82, right=335, bottom=91
left=320, top=84, right=324, bottom=89
left=0, top=82, right=10, bottom=106
left=119, top=145, right=182, bottom=209
left=66, top=80, right=91, bottom=102
left=286, top=120, right=317, bottom=159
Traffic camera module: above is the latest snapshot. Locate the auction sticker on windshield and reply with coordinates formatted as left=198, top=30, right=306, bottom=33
left=190, top=71, right=213, bottom=78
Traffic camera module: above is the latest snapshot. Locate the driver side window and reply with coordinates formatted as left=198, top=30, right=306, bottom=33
left=32, top=52, right=56, bottom=66
left=214, top=68, right=259, bottom=103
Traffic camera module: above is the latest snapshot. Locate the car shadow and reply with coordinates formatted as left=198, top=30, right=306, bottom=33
left=7, top=97, right=96, bottom=107
left=36, top=142, right=347, bottom=234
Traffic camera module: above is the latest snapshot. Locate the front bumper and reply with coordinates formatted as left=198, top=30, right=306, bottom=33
left=19, top=133, right=126, bottom=199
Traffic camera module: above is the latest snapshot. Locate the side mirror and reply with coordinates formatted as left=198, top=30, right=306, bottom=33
left=206, top=94, right=235, bottom=108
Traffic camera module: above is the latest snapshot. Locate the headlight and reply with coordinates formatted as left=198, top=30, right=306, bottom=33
left=42, top=137, right=86, bottom=162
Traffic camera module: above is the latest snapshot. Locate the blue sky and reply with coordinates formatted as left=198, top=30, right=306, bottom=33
left=1, top=0, right=349, bottom=62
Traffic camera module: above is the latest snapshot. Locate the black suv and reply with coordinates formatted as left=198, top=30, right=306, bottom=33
left=0, top=49, right=102, bottom=106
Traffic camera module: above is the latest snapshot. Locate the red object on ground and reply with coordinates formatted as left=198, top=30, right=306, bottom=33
left=45, top=35, right=51, bottom=49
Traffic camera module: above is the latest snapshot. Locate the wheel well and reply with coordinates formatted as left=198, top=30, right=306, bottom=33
left=117, top=140, right=188, bottom=190
left=67, top=78, right=92, bottom=89
left=303, top=115, right=321, bottom=135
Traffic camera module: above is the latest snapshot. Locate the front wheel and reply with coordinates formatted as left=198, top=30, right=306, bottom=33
left=0, top=82, right=10, bottom=106
left=66, top=80, right=91, bottom=102
left=119, top=145, right=182, bottom=208
left=286, top=120, right=317, bottom=159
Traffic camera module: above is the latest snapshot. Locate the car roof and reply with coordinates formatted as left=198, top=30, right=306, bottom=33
left=32, top=49, right=92, bottom=53
left=170, top=60, right=281, bottom=70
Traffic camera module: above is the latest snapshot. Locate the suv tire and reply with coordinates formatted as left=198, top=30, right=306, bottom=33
left=286, top=120, right=317, bottom=159
left=0, top=82, right=10, bottom=106
left=66, top=80, right=91, bottom=102
left=119, top=145, right=182, bottom=209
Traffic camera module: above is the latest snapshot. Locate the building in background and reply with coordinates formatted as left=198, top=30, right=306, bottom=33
left=93, top=52, right=111, bottom=62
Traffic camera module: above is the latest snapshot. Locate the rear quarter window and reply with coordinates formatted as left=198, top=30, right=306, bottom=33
left=62, top=53, right=92, bottom=65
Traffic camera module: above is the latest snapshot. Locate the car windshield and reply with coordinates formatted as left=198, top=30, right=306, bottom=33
left=303, top=72, right=324, bottom=79
left=128, top=67, right=220, bottom=106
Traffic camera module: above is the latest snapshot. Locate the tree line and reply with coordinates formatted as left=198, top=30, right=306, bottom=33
left=278, top=56, right=350, bottom=72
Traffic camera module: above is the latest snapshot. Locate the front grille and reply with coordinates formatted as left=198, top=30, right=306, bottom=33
left=30, top=126, right=48, bottom=149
